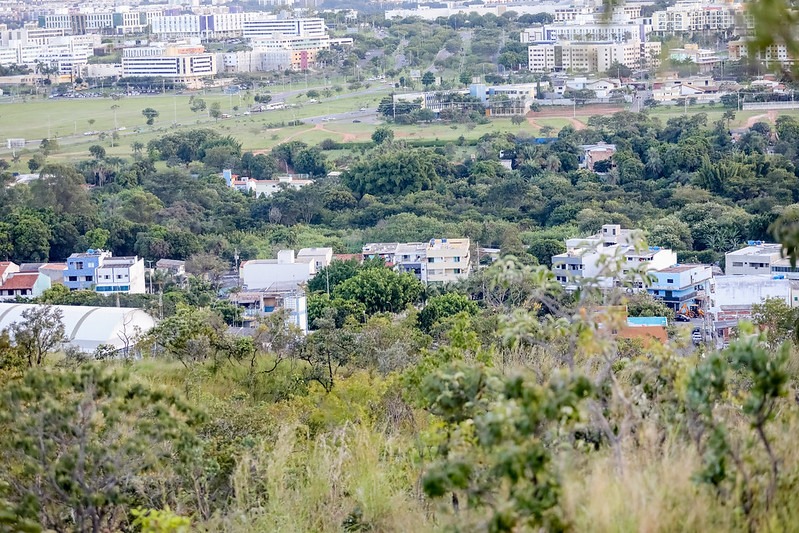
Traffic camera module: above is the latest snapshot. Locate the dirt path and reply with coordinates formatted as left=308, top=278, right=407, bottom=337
left=745, top=110, right=777, bottom=128
left=569, top=118, right=587, bottom=130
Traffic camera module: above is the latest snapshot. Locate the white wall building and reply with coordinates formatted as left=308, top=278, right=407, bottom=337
left=361, top=238, right=472, bottom=284
left=711, top=275, right=792, bottom=319
left=426, top=238, right=471, bottom=284
left=121, top=44, right=216, bottom=87
left=296, top=247, right=333, bottom=272
left=522, top=22, right=648, bottom=43
left=651, top=2, right=742, bottom=34
left=552, top=224, right=677, bottom=289
left=725, top=242, right=783, bottom=275
left=95, top=256, right=146, bottom=294
left=243, top=17, right=326, bottom=39
left=528, top=39, right=660, bottom=73
left=223, top=170, right=313, bottom=198
left=240, top=250, right=315, bottom=291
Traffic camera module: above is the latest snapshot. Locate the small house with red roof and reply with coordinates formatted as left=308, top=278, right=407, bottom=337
left=0, top=271, right=51, bottom=300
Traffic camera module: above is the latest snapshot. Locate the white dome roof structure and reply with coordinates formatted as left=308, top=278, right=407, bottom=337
left=0, top=303, right=156, bottom=353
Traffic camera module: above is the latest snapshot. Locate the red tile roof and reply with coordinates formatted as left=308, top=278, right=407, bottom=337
left=0, top=273, right=39, bottom=291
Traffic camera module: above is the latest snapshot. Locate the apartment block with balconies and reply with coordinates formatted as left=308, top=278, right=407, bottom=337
left=95, top=256, right=146, bottom=294
left=425, top=238, right=471, bottom=284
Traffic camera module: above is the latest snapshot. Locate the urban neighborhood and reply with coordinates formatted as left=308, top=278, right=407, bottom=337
left=1, top=0, right=799, bottom=530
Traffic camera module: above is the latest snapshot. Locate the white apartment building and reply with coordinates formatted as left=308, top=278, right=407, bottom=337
left=650, top=2, right=742, bottom=33
left=0, top=26, right=67, bottom=47
left=528, top=40, right=660, bottom=73
left=0, top=38, right=94, bottom=77
left=121, top=44, right=216, bottom=87
left=522, top=23, right=648, bottom=43
left=149, top=14, right=200, bottom=38
left=725, top=241, right=783, bottom=275
left=150, top=12, right=261, bottom=39
left=243, top=17, right=326, bottom=39
left=39, top=10, right=156, bottom=35
left=729, top=40, right=796, bottom=66
left=95, top=256, right=146, bottom=294
left=361, top=238, right=472, bottom=284
left=552, top=224, right=677, bottom=289
left=426, top=238, right=471, bottom=284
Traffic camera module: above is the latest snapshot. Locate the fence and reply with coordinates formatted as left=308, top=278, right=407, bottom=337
left=742, top=101, right=799, bottom=110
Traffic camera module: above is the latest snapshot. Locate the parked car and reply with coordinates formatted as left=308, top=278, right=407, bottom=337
left=675, top=314, right=691, bottom=322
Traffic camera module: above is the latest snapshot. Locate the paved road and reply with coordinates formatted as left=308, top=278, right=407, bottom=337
left=301, top=108, right=380, bottom=125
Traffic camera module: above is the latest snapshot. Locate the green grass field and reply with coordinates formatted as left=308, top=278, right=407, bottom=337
left=2, top=90, right=798, bottom=167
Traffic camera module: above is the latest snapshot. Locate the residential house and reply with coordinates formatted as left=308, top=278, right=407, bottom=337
left=710, top=274, right=793, bottom=341
left=668, top=44, right=723, bottom=73
left=647, top=263, right=714, bottom=312
left=579, top=143, right=617, bottom=171
left=0, top=272, right=51, bottom=300
left=550, top=77, right=624, bottom=99
left=296, top=247, right=333, bottom=272
left=228, top=289, right=308, bottom=333
left=624, top=316, right=669, bottom=344
left=19, top=262, right=67, bottom=285
left=222, top=169, right=313, bottom=198
left=240, top=250, right=315, bottom=291
left=594, top=305, right=669, bottom=345
left=0, top=262, right=20, bottom=284
left=362, top=243, right=399, bottom=265
left=155, top=258, right=186, bottom=277
left=394, top=242, right=428, bottom=280
left=95, top=256, right=146, bottom=294
left=63, top=249, right=112, bottom=291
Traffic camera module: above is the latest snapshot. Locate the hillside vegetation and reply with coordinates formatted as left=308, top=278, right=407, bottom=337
left=3, top=106, right=799, bottom=531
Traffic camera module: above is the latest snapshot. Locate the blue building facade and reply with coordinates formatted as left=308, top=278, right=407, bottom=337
left=63, top=250, right=111, bottom=291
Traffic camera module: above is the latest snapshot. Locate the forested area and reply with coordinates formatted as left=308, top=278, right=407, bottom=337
left=3, top=108, right=799, bottom=531
left=2, top=111, right=797, bottom=268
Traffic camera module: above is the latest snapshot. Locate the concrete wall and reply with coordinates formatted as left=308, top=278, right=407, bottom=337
left=712, top=275, right=791, bottom=312
left=241, top=261, right=313, bottom=290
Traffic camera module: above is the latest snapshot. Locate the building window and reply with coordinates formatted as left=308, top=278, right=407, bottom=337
left=85, top=276, right=93, bottom=282
left=667, top=278, right=674, bottom=284
left=117, top=274, right=124, bottom=279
